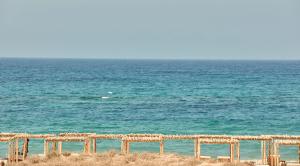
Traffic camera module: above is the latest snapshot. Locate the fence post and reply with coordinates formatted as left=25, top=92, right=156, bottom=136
left=298, top=145, right=300, bottom=164
left=261, top=140, right=267, bottom=164
left=126, top=141, right=130, bottom=154
left=44, top=140, right=49, bottom=156
left=84, top=139, right=90, bottom=154
left=93, top=138, right=97, bottom=153
left=58, top=141, right=62, bottom=154
left=160, top=140, right=164, bottom=155
left=194, top=138, right=200, bottom=159
left=15, top=138, right=19, bottom=163
left=8, top=138, right=16, bottom=164
left=52, top=141, right=57, bottom=153
left=230, top=143, right=234, bottom=162
left=22, top=138, right=29, bottom=160
left=236, top=142, right=240, bottom=162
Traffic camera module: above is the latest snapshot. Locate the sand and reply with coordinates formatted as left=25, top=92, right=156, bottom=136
left=12, top=151, right=255, bottom=166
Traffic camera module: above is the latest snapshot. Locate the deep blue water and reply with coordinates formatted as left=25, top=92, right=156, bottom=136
left=1, top=59, right=300, bottom=159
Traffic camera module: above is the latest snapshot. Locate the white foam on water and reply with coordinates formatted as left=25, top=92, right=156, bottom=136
left=108, top=91, right=113, bottom=94
left=101, top=96, right=110, bottom=99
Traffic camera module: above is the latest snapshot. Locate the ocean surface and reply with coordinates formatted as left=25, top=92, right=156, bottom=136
left=1, top=58, right=300, bottom=160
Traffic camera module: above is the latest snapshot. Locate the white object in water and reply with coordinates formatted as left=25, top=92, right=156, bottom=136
left=108, top=91, right=113, bottom=94
left=101, top=96, right=110, bottom=99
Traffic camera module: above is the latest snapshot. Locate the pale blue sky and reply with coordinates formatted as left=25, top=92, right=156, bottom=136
left=0, top=0, right=299, bottom=59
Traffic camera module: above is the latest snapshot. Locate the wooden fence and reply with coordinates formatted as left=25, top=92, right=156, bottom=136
left=1, top=133, right=300, bottom=166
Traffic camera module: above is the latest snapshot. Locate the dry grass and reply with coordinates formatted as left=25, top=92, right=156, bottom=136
left=14, top=151, right=254, bottom=166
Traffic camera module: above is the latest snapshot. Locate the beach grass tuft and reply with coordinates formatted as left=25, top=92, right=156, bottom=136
left=13, top=151, right=255, bottom=166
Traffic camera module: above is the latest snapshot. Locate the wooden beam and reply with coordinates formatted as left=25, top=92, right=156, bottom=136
left=93, top=138, right=97, bottom=153
left=87, top=139, right=91, bottom=154
left=194, top=139, right=198, bottom=158
left=124, top=137, right=162, bottom=142
left=194, top=139, right=200, bottom=159
left=270, top=155, right=274, bottom=166
left=275, top=140, right=300, bottom=145
left=15, top=134, right=55, bottom=139
left=59, top=133, right=96, bottom=137
left=236, top=142, right=240, bottom=162
left=44, top=140, right=49, bottom=156
left=121, top=140, right=124, bottom=154
left=8, top=143, right=11, bottom=164
left=124, top=141, right=128, bottom=154
left=58, top=142, right=62, bottom=154
left=163, top=135, right=232, bottom=140
left=270, top=144, right=280, bottom=166
left=122, top=141, right=127, bottom=154
left=126, top=142, right=130, bottom=154
left=0, top=137, right=11, bottom=142
left=46, top=137, right=86, bottom=142
left=0, top=133, right=18, bottom=137
left=159, top=141, right=164, bottom=155
left=268, top=140, right=271, bottom=156
left=261, top=140, right=267, bottom=164
left=267, top=135, right=300, bottom=140
left=15, top=138, right=19, bottom=163
left=127, top=134, right=163, bottom=137
left=84, top=141, right=87, bottom=153
left=22, top=138, right=29, bottom=160
left=233, top=135, right=272, bottom=141
left=199, top=142, right=201, bottom=159
left=121, top=140, right=127, bottom=154
left=84, top=139, right=90, bottom=154
left=90, top=134, right=123, bottom=139
left=298, top=145, right=300, bottom=164
left=52, top=141, right=57, bottom=153
left=8, top=139, right=16, bottom=163
left=230, top=143, right=234, bottom=162
left=199, top=139, right=238, bottom=144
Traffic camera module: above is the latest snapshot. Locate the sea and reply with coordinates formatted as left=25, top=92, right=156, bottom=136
left=1, top=58, right=300, bottom=160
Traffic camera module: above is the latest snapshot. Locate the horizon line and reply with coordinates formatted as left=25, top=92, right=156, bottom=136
left=1, top=56, right=300, bottom=61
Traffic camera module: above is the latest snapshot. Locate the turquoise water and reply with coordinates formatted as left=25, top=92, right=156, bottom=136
left=1, top=59, right=300, bottom=159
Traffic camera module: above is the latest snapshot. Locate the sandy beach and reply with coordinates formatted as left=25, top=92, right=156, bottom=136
left=10, top=151, right=255, bottom=166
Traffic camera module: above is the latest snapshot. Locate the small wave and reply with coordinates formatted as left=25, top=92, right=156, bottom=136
left=101, top=96, right=110, bottom=99
left=108, top=91, right=113, bottom=94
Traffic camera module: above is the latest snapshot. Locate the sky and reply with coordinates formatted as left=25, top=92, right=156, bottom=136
left=0, top=0, right=299, bottom=60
